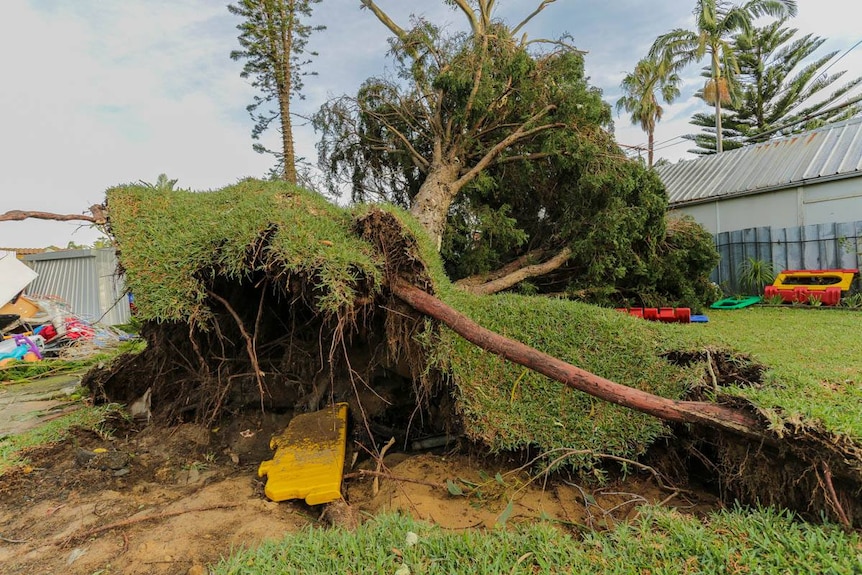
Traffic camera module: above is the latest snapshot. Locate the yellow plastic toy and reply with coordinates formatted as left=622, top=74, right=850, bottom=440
left=771, top=269, right=857, bottom=292
left=258, top=402, right=349, bottom=505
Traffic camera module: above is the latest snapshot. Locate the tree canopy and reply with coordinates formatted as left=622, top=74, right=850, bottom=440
left=314, top=1, right=718, bottom=307
left=685, top=19, right=862, bottom=154
left=616, top=57, right=681, bottom=168
left=650, top=0, right=797, bottom=153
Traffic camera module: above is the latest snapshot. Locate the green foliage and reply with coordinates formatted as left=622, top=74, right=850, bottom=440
left=316, top=17, right=605, bottom=206
left=106, top=180, right=382, bottom=323
left=139, top=173, right=183, bottom=192
left=314, top=3, right=719, bottom=307
left=228, top=0, right=324, bottom=181
left=211, top=508, right=862, bottom=574
left=441, top=202, right=527, bottom=279
left=737, top=257, right=776, bottom=295
left=616, top=56, right=681, bottom=167
left=686, top=19, right=862, bottom=153
left=842, top=292, right=862, bottom=309
left=641, top=216, right=722, bottom=310
left=650, top=0, right=797, bottom=153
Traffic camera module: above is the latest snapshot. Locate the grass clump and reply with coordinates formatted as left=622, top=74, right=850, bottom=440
left=211, top=509, right=862, bottom=574
left=107, top=180, right=383, bottom=323
left=437, top=291, right=699, bottom=463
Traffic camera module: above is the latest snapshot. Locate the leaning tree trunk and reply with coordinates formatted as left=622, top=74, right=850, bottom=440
left=409, top=162, right=462, bottom=251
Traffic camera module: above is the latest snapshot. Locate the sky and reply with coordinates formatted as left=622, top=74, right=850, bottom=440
left=2, top=0, right=860, bottom=248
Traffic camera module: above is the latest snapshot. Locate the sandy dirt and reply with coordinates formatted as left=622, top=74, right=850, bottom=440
left=0, top=413, right=719, bottom=575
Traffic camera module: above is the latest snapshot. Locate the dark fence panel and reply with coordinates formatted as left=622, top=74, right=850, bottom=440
left=712, top=220, right=862, bottom=294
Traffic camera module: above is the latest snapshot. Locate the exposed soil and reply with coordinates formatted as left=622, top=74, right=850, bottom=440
left=0, top=413, right=720, bottom=575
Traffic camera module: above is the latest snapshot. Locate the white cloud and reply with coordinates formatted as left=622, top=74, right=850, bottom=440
left=2, top=0, right=860, bottom=247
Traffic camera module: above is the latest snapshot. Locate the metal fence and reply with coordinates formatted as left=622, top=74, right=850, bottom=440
left=712, top=220, right=862, bottom=294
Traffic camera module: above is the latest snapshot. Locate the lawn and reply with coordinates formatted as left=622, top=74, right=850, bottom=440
left=664, top=305, right=862, bottom=438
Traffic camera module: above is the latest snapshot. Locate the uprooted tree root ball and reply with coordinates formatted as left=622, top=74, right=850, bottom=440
left=86, top=224, right=454, bottom=450
left=82, top=181, right=862, bottom=527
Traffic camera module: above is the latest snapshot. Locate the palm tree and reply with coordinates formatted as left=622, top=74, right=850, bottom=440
left=650, top=0, right=797, bottom=153
left=616, top=57, right=681, bottom=168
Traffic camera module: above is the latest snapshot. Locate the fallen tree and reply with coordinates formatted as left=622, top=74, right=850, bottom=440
left=6, top=180, right=862, bottom=526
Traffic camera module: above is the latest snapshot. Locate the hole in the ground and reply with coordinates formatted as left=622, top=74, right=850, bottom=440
left=662, top=349, right=765, bottom=389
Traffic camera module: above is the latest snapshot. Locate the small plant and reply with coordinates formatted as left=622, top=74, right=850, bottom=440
left=841, top=292, right=862, bottom=309
left=764, top=294, right=785, bottom=306
left=737, top=257, right=776, bottom=296
left=807, top=295, right=823, bottom=307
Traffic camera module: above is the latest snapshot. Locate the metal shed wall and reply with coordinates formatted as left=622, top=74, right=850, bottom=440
left=23, top=249, right=130, bottom=326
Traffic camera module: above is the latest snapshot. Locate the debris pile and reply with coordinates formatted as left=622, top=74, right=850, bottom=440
left=0, top=251, right=130, bottom=368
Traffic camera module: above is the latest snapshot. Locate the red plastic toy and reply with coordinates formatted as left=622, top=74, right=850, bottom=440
left=615, top=307, right=691, bottom=323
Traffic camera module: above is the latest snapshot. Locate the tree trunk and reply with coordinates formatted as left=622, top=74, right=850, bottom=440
left=278, top=0, right=297, bottom=184
left=392, top=282, right=767, bottom=440
left=647, top=129, right=654, bottom=168
left=715, top=97, right=723, bottom=154
left=457, top=247, right=572, bottom=295
left=409, top=162, right=462, bottom=251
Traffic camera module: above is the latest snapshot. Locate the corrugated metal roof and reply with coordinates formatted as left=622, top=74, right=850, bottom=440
left=657, top=116, right=862, bottom=206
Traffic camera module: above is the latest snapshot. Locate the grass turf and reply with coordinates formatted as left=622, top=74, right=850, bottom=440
left=660, top=306, right=862, bottom=440
left=210, top=509, right=862, bottom=574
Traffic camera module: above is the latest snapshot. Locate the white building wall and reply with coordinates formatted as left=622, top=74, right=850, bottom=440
left=670, top=177, right=862, bottom=235
left=802, top=178, right=862, bottom=226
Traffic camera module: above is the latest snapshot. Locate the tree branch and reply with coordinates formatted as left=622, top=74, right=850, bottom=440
left=460, top=247, right=572, bottom=295
left=512, top=0, right=558, bottom=36
left=457, top=248, right=548, bottom=288
left=0, top=208, right=101, bottom=224
left=492, top=151, right=555, bottom=165
left=359, top=0, right=407, bottom=40
left=450, top=0, right=480, bottom=35
left=365, top=108, right=431, bottom=171
left=455, top=105, right=563, bottom=190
